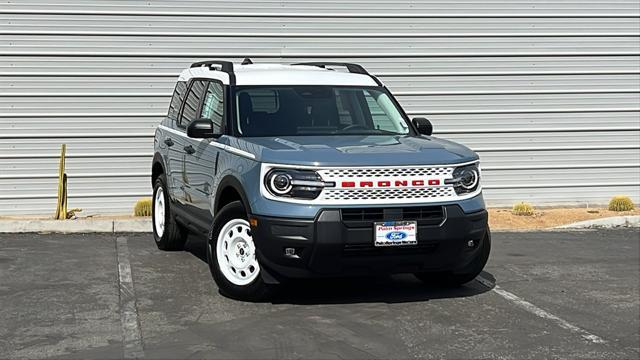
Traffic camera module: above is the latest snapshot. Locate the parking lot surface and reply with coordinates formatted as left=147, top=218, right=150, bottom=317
left=0, top=229, right=638, bottom=359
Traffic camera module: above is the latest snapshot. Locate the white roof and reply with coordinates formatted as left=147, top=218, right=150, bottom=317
left=178, top=63, right=380, bottom=86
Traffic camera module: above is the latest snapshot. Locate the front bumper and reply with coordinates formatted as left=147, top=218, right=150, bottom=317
left=250, top=205, right=488, bottom=280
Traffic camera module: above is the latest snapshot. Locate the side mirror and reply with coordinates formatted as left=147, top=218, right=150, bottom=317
left=412, top=117, right=433, bottom=136
left=186, top=119, right=217, bottom=138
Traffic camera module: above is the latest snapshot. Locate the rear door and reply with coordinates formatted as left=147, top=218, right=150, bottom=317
left=174, top=79, right=207, bottom=208
left=163, top=80, right=188, bottom=199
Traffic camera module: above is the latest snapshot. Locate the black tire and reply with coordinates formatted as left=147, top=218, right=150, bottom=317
left=152, top=175, right=187, bottom=251
left=415, top=228, right=491, bottom=287
left=207, top=201, right=271, bottom=301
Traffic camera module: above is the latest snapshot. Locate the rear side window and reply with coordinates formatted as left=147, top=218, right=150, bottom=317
left=179, top=80, right=206, bottom=128
left=199, top=81, right=225, bottom=133
left=167, top=81, right=187, bottom=122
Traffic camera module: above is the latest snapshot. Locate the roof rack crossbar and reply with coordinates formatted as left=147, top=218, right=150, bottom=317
left=190, top=60, right=234, bottom=74
left=292, top=62, right=382, bottom=86
left=292, top=62, right=368, bottom=75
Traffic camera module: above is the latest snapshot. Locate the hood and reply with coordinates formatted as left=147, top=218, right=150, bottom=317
left=225, top=135, right=478, bottom=166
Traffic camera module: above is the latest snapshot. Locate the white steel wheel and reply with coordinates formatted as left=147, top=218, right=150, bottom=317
left=154, top=187, right=165, bottom=238
left=215, top=218, right=260, bottom=286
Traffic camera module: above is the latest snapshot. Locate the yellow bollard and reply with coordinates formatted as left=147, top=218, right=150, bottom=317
left=54, top=144, right=67, bottom=220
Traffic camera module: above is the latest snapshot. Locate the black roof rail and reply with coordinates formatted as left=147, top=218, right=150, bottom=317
left=292, top=62, right=382, bottom=86
left=190, top=60, right=236, bottom=85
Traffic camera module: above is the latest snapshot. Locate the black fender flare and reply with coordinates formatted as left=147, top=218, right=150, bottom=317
left=214, top=175, right=252, bottom=215
left=151, top=152, right=166, bottom=184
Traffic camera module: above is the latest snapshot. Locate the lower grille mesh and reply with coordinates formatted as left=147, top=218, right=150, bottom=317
left=341, top=206, right=445, bottom=225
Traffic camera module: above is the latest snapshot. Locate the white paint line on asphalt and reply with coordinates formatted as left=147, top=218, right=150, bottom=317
left=476, top=276, right=607, bottom=344
left=116, top=236, right=145, bottom=358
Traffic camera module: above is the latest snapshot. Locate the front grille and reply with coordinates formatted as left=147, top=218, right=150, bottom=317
left=314, top=165, right=459, bottom=204
left=341, top=206, right=445, bottom=226
left=261, top=163, right=480, bottom=205
left=318, top=167, right=453, bottom=178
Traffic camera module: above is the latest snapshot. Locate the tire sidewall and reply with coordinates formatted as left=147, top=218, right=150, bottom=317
left=152, top=176, right=170, bottom=245
left=207, top=201, right=267, bottom=300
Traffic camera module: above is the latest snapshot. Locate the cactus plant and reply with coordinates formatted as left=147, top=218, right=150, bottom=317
left=512, top=202, right=534, bottom=216
left=134, top=198, right=153, bottom=217
left=608, top=195, right=635, bottom=212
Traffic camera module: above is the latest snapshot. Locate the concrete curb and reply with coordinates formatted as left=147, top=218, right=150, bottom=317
left=0, top=218, right=152, bottom=234
left=555, top=215, right=640, bottom=229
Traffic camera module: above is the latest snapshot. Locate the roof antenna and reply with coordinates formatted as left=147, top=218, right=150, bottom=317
left=241, top=58, right=253, bottom=65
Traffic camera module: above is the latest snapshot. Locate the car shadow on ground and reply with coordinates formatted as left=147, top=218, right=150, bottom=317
left=184, top=233, right=495, bottom=305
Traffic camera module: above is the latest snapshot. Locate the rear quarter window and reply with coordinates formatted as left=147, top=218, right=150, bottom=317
left=167, top=81, right=187, bottom=122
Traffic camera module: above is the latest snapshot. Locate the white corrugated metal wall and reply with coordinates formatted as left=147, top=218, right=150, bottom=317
left=1, top=0, right=639, bottom=215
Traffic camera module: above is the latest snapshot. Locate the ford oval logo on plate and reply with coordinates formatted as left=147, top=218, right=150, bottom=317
left=375, top=221, right=417, bottom=247
left=386, top=231, right=407, bottom=241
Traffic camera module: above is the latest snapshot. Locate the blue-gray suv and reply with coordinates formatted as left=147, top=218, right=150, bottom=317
left=152, top=60, right=490, bottom=300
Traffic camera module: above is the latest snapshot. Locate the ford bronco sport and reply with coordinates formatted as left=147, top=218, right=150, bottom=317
left=152, top=59, right=490, bottom=300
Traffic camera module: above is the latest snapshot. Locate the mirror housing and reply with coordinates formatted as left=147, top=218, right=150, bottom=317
left=186, top=119, right=217, bottom=138
left=412, top=117, right=433, bottom=136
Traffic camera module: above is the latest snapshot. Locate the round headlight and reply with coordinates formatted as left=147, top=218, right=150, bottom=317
left=459, top=168, right=479, bottom=190
left=269, top=172, right=292, bottom=194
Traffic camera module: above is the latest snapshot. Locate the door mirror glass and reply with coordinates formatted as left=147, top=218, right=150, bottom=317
left=412, top=117, right=433, bottom=136
left=186, top=119, right=217, bottom=138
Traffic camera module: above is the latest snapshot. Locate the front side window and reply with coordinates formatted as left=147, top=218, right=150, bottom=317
left=200, top=81, right=224, bottom=133
left=235, top=86, right=410, bottom=137
left=179, top=80, right=206, bottom=128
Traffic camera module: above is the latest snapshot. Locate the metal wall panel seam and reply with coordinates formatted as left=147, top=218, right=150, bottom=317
left=2, top=51, right=640, bottom=57
left=0, top=173, right=149, bottom=179
left=2, top=88, right=638, bottom=97
left=2, top=127, right=639, bottom=139
left=0, top=153, right=154, bottom=159
left=484, top=182, right=640, bottom=189
left=2, top=30, right=640, bottom=37
left=4, top=108, right=639, bottom=118
left=1, top=9, right=639, bottom=18
left=405, top=108, right=640, bottom=115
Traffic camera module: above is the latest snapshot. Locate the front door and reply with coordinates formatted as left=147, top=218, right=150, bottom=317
left=183, top=80, right=225, bottom=228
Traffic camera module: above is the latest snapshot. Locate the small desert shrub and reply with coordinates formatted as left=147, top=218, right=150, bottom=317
left=608, top=195, right=635, bottom=212
left=512, top=202, right=534, bottom=216
left=134, top=198, right=152, bottom=216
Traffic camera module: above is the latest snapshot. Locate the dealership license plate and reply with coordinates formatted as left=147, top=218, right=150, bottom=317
left=374, top=221, right=418, bottom=247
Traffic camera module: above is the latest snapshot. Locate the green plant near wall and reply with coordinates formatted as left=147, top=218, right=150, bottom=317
left=134, top=198, right=153, bottom=217
left=608, top=195, right=635, bottom=212
left=512, top=202, right=535, bottom=216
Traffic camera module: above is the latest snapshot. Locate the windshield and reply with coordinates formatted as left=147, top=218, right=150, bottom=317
left=234, top=86, right=411, bottom=136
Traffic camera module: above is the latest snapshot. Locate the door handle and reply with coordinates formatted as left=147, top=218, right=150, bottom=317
left=183, top=145, right=195, bottom=154
left=163, top=138, right=174, bottom=147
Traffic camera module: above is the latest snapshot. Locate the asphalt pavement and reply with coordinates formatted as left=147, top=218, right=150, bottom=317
left=0, top=229, right=638, bottom=359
